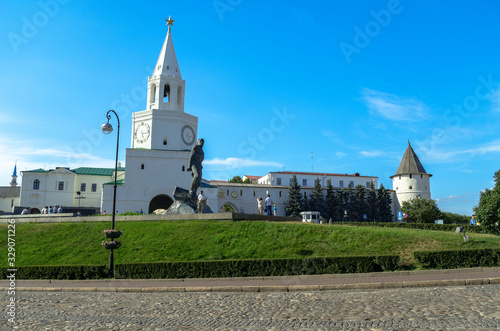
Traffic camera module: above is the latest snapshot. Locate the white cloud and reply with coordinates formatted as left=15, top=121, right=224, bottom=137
left=360, top=150, right=384, bottom=157
left=204, top=157, right=283, bottom=168
left=417, top=139, right=500, bottom=163
left=490, top=87, right=500, bottom=112
left=362, top=88, right=429, bottom=121
left=335, top=151, right=346, bottom=158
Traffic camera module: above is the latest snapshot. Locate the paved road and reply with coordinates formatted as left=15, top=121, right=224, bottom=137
left=2, top=285, right=500, bottom=330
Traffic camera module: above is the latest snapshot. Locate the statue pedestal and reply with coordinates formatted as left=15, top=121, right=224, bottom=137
left=163, top=186, right=213, bottom=215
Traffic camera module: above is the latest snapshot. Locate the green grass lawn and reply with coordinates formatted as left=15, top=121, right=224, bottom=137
left=2, top=220, right=499, bottom=267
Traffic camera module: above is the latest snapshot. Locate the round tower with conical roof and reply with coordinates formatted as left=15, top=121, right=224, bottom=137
left=391, top=141, right=432, bottom=209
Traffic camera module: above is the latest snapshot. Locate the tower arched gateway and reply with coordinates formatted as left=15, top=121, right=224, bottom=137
left=149, top=194, right=174, bottom=214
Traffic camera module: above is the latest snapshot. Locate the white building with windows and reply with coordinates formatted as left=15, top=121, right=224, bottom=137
left=19, top=167, right=124, bottom=213
left=257, top=171, right=378, bottom=189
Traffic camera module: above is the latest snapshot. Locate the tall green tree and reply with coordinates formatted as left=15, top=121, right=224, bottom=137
left=401, top=197, right=441, bottom=223
left=474, top=169, right=500, bottom=235
left=325, top=179, right=336, bottom=220
left=309, top=177, right=325, bottom=215
left=302, top=192, right=309, bottom=211
left=352, top=185, right=367, bottom=221
left=377, top=184, right=393, bottom=222
left=284, top=175, right=303, bottom=217
left=366, top=182, right=378, bottom=222
left=336, top=189, right=349, bottom=221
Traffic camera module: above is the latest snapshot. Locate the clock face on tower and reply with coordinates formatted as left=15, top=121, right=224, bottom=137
left=134, top=122, right=150, bottom=143
left=181, top=125, right=195, bottom=145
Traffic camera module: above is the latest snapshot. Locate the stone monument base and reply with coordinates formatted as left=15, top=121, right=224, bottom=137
left=162, top=186, right=213, bottom=215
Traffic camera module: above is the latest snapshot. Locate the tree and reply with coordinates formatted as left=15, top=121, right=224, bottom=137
left=352, top=185, right=367, bottom=222
left=440, top=211, right=469, bottom=224
left=309, top=177, right=325, bottom=215
left=285, top=175, right=303, bottom=217
left=474, top=169, right=500, bottom=235
left=336, top=189, right=349, bottom=221
left=242, top=177, right=252, bottom=184
left=377, top=184, right=393, bottom=222
left=302, top=192, right=309, bottom=211
left=366, top=181, right=378, bottom=222
left=401, top=197, right=441, bottom=223
left=228, top=176, right=243, bottom=183
left=325, top=179, right=336, bottom=220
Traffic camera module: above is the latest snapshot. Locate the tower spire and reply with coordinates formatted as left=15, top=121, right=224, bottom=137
left=152, top=16, right=181, bottom=79
left=10, top=162, right=18, bottom=187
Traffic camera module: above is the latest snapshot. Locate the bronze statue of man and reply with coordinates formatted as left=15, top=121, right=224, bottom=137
left=187, top=138, right=204, bottom=199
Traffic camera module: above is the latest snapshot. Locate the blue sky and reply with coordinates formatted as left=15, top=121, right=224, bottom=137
left=1, top=0, right=500, bottom=215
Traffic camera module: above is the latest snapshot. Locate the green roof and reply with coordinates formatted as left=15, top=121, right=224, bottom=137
left=23, top=167, right=125, bottom=176
left=23, top=168, right=49, bottom=173
left=103, top=179, right=125, bottom=185
left=73, top=167, right=125, bottom=176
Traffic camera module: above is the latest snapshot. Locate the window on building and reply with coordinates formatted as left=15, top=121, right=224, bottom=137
left=277, top=178, right=281, bottom=185
left=182, top=165, right=185, bottom=171
left=289, top=178, right=293, bottom=185
left=141, top=164, right=144, bottom=170
left=339, top=180, right=343, bottom=188
left=58, top=181, right=64, bottom=191
left=240, top=190, right=242, bottom=196
left=227, top=189, right=229, bottom=196
left=92, top=184, right=97, bottom=192
left=279, top=191, right=282, bottom=197
left=399, top=175, right=401, bottom=180
left=366, top=182, right=370, bottom=188
left=253, top=190, right=255, bottom=196
left=421, top=174, right=423, bottom=179
left=163, top=83, right=170, bottom=102
left=163, top=139, right=167, bottom=145
left=33, top=179, right=40, bottom=190
left=302, top=179, right=307, bottom=186
left=410, top=174, right=412, bottom=179
left=81, top=183, right=86, bottom=192
left=350, top=181, right=354, bottom=188
left=409, top=185, right=413, bottom=190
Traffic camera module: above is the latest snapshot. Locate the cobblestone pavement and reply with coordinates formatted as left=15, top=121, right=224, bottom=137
left=2, top=285, right=500, bottom=330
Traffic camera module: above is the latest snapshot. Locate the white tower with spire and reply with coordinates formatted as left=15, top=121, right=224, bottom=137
left=101, top=17, right=207, bottom=214
left=390, top=141, right=432, bottom=210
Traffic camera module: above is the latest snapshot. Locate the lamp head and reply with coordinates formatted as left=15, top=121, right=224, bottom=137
left=101, top=122, right=113, bottom=134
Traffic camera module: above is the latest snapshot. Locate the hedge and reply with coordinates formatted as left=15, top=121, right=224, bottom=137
left=414, top=249, right=500, bottom=269
left=332, top=222, right=488, bottom=234
left=1, top=255, right=399, bottom=280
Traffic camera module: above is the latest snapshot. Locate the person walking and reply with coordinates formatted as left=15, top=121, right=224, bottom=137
left=197, top=190, right=208, bottom=214
left=257, top=197, right=264, bottom=214
left=470, top=214, right=477, bottom=225
left=265, top=194, right=273, bottom=216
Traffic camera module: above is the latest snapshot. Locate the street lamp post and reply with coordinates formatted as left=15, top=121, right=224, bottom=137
left=101, top=110, right=120, bottom=278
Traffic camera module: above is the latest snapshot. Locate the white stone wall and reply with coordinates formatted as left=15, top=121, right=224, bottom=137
left=392, top=173, right=431, bottom=209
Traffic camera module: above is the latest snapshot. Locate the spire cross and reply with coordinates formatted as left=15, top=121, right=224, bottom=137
left=165, top=15, right=175, bottom=31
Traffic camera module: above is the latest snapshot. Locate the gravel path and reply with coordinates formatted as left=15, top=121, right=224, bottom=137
left=3, top=285, right=500, bottom=330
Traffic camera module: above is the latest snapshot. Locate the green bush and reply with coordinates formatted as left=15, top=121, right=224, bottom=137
left=414, top=249, right=500, bottom=269
left=1, top=264, right=107, bottom=280
left=115, top=255, right=400, bottom=279
left=1, top=255, right=400, bottom=280
left=333, top=222, right=488, bottom=234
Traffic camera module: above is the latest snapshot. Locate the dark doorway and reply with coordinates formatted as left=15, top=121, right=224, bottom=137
left=149, top=194, right=174, bottom=214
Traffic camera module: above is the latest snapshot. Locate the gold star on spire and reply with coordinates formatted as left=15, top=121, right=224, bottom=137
left=165, top=15, right=175, bottom=28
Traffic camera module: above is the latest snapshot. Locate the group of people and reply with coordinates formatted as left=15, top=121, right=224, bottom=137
left=257, top=194, right=276, bottom=216
left=41, top=205, right=63, bottom=214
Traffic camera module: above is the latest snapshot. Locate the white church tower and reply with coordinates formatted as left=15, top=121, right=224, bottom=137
left=391, top=141, right=432, bottom=210
left=101, top=17, right=200, bottom=214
